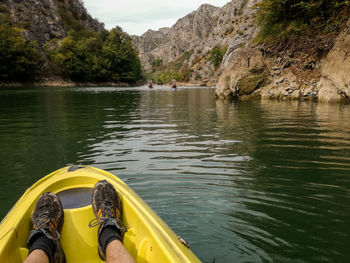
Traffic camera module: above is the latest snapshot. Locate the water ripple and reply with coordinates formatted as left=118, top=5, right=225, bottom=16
left=1, top=87, right=350, bottom=262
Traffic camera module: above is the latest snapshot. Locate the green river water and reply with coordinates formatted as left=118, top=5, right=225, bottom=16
left=0, top=86, right=349, bottom=262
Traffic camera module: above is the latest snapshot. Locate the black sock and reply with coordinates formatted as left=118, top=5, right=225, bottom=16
left=28, top=232, right=55, bottom=262
left=99, top=225, right=123, bottom=255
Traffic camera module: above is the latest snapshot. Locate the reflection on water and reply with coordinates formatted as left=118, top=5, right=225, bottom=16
left=0, top=86, right=350, bottom=262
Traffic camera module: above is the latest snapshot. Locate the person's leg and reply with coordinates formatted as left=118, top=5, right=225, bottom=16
left=106, top=240, right=135, bottom=263
left=24, top=192, right=65, bottom=263
left=89, top=180, right=135, bottom=262
left=23, top=249, right=49, bottom=263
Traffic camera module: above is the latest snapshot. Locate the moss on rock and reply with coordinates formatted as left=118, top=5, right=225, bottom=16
left=237, top=68, right=269, bottom=95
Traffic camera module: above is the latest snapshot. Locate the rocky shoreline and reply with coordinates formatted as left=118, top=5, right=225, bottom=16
left=215, top=17, right=350, bottom=104
left=0, top=78, right=135, bottom=88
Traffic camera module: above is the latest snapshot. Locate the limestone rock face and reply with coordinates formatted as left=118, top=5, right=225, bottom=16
left=133, top=0, right=260, bottom=83
left=1, top=0, right=104, bottom=45
left=215, top=48, right=268, bottom=99
left=132, top=4, right=218, bottom=71
left=317, top=19, right=350, bottom=103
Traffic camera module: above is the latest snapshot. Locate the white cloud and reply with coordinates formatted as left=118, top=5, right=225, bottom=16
left=83, top=0, right=229, bottom=35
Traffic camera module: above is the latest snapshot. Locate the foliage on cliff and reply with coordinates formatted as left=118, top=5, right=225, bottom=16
left=0, top=13, right=42, bottom=81
left=49, top=27, right=142, bottom=82
left=209, top=45, right=227, bottom=68
left=147, top=50, right=194, bottom=84
left=255, top=0, right=350, bottom=42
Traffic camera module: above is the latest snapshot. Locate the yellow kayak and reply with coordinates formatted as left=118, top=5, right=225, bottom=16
left=0, top=165, right=200, bottom=262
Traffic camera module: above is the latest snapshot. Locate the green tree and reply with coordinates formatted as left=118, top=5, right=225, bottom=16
left=50, top=27, right=142, bottom=83
left=51, top=36, right=89, bottom=80
left=100, top=27, right=142, bottom=82
left=0, top=14, right=42, bottom=81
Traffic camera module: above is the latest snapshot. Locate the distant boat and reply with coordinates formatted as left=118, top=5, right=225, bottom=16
left=148, top=83, right=154, bottom=89
left=171, top=84, right=177, bottom=90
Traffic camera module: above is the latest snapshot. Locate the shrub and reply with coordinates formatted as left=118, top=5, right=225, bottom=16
left=148, top=71, right=179, bottom=84
left=209, top=45, right=227, bottom=68
left=255, top=0, right=350, bottom=42
left=151, top=58, right=163, bottom=70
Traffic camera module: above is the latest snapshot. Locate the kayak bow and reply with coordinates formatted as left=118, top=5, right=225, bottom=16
left=0, top=166, right=200, bottom=262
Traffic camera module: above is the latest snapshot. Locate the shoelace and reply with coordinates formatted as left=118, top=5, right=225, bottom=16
left=35, top=211, right=61, bottom=240
left=88, top=202, right=127, bottom=232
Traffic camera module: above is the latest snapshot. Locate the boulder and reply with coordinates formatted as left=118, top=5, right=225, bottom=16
left=317, top=18, right=350, bottom=103
left=215, top=48, right=268, bottom=99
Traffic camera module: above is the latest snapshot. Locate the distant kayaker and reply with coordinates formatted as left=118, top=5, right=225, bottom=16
left=23, top=180, right=135, bottom=263
left=148, top=82, right=153, bottom=89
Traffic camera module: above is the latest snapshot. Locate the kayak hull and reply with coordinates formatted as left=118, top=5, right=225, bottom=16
left=0, top=166, right=200, bottom=262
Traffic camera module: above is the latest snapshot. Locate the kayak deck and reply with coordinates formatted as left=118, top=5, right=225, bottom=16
left=0, top=166, right=200, bottom=262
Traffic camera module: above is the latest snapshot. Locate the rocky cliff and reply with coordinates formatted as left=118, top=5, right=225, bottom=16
left=134, top=0, right=350, bottom=103
left=1, top=0, right=104, bottom=46
left=317, top=18, right=350, bottom=103
left=215, top=16, right=350, bottom=103
left=133, top=0, right=260, bottom=85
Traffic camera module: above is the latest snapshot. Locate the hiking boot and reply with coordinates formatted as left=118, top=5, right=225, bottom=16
left=28, top=192, right=66, bottom=263
left=89, top=180, right=127, bottom=260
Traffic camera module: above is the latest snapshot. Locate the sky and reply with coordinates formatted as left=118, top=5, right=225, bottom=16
left=83, top=0, right=230, bottom=36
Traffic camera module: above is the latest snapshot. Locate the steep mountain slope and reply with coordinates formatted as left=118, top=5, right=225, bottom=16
left=133, top=4, right=218, bottom=71
left=1, top=0, right=104, bottom=45
left=133, top=0, right=259, bottom=85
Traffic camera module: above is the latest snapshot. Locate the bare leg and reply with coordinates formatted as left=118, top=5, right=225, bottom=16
left=106, top=240, right=135, bottom=263
left=23, top=249, right=49, bottom=263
